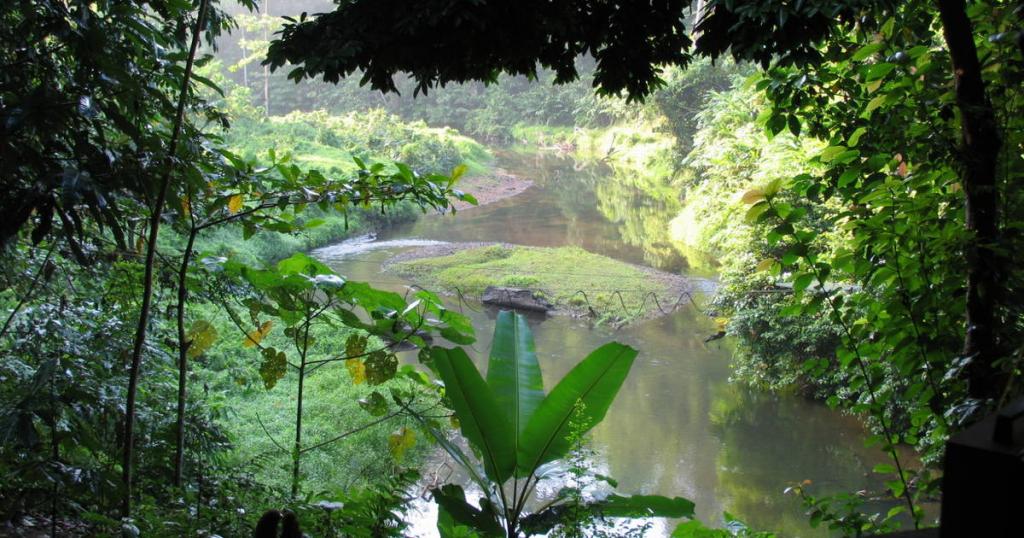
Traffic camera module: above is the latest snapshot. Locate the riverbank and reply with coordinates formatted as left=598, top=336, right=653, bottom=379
left=384, top=242, right=693, bottom=324
left=453, top=169, right=533, bottom=210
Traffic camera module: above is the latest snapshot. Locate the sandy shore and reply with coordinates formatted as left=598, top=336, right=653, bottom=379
left=452, top=169, right=532, bottom=210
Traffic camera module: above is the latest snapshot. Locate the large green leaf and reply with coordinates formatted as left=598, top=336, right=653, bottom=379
left=434, top=484, right=503, bottom=538
left=409, top=410, right=489, bottom=495
left=519, top=494, right=694, bottom=535
left=517, top=342, right=637, bottom=474
left=486, top=311, right=544, bottom=441
left=595, top=494, right=695, bottom=518
left=432, top=346, right=516, bottom=484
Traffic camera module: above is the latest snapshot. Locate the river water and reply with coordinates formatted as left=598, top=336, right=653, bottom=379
left=314, top=150, right=894, bottom=536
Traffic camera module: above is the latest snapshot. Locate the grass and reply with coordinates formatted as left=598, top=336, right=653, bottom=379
left=188, top=303, right=430, bottom=500
left=220, top=363, right=428, bottom=496
left=228, top=109, right=493, bottom=178
left=389, top=244, right=681, bottom=323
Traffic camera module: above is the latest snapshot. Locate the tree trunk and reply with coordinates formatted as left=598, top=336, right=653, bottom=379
left=173, top=226, right=198, bottom=487
left=291, top=310, right=310, bottom=499
left=291, top=359, right=305, bottom=498
left=263, top=0, right=271, bottom=116
left=937, top=0, right=1004, bottom=399
left=242, top=27, right=249, bottom=88
left=121, top=0, right=210, bottom=516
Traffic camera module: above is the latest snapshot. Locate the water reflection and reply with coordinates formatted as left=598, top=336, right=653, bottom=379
left=316, top=150, right=895, bottom=537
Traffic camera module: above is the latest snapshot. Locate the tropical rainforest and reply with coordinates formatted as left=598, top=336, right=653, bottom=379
left=1, top=1, right=1023, bottom=537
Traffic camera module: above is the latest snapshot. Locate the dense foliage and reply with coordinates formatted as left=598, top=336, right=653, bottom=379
left=420, top=311, right=693, bottom=537
left=4, top=0, right=1024, bottom=536
left=0, top=0, right=482, bottom=535
left=261, top=0, right=1024, bottom=534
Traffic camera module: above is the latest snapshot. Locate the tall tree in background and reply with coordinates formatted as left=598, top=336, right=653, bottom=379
left=263, top=0, right=271, bottom=115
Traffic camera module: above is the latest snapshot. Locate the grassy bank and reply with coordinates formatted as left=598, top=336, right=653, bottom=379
left=388, top=244, right=686, bottom=324
left=219, top=364, right=427, bottom=494
left=228, top=109, right=493, bottom=176
left=171, top=110, right=496, bottom=265
left=189, top=303, right=429, bottom=497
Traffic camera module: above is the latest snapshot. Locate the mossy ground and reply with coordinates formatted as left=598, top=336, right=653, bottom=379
left=388, top=244, right=688, bottom=324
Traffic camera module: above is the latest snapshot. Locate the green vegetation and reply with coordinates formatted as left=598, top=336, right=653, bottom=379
left=389, top=245, right=682, bottom=323
left=421, top=311, right=693, bottom=537
left=271, top=0, right=1024, bottom=535
left=223, top=108, right=492, bottom=177
left=185, top=81, right=494, bottom=264
left=5, top=0, right=1024, bottom=537
left=186, top=301, right=426, bottom=493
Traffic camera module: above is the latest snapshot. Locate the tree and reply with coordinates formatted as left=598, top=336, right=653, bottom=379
left=220, top=252, right=475, bottom=498
left=265, top=1, right=1023, bottom=530
left=265, top=0, right=1016, bottom=402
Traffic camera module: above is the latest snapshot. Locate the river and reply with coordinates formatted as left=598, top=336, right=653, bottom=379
left=314, top=149, right=894, bottom=536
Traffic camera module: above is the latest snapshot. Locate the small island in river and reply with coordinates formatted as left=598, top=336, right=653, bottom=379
left=384, top=242, right=693, bottom=324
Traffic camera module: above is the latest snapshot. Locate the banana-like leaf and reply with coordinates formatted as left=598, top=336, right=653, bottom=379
left=517, top=342, right=637, bottom=474
left=520, top=494, right=694, bottom=535
left=432, top=346, right=516, bottom=484
left=434, top=484, right=504, bottom=538
left=594, top=494, right=695, bottom=518
left=410, top=411, right=489, bottom=496
left=486, top=311, right=544, bottom=454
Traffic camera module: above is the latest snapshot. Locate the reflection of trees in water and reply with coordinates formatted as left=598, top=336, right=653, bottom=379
left=591, top=166, right=726, bottom=274
left=583, top=311, right=735, bottom=525
left=485, top=150, right=719, bottom=274
left=595, top=179, right=688, bottom=273
left=708, top=384, right=894, bottom=536
left=584, top=340, right=891, bottom=538
left=520, top=151, right=690, bottom=272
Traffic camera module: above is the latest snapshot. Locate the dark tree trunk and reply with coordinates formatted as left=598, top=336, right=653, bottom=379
left=937, top=0, right=1004, bottom=399
left=263, top=0, right=271, bottom=116
left=121, top=0, right=210, bottom=516
left=291, top=309, right=310, bottom=499
left=291, top=358, right=305, bottom=498
left=173, top=226, right=198, bottom=487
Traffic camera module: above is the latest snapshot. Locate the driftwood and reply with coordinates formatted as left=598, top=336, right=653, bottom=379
left=481, top=286, right=553, bottom=313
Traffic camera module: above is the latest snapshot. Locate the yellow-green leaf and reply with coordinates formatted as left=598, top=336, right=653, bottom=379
left=243, top=320, right=273, bottom=348
left=228, top=194, right=244, bottom=214
left=740, top=188, right=765, bottom=204
left=851, top=42, right=884, bottom=62
left=848, top=127, right=867, bottom=147
left=819, top=145, right=848, bottom=162
left=388, top=427, right=416, bottom=461
left=450, top=163, right=468, bottom=183
left=865, top=95, right=887, bottom=113
left=744, top=201, right=770, bottom=223
left=756, top=259, right=776, bottom=273
left=763, top=177, right=784, bottom=196
left=186, top=320, right=218, bottom=358
left=346, top=358, right=366, bottom=385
